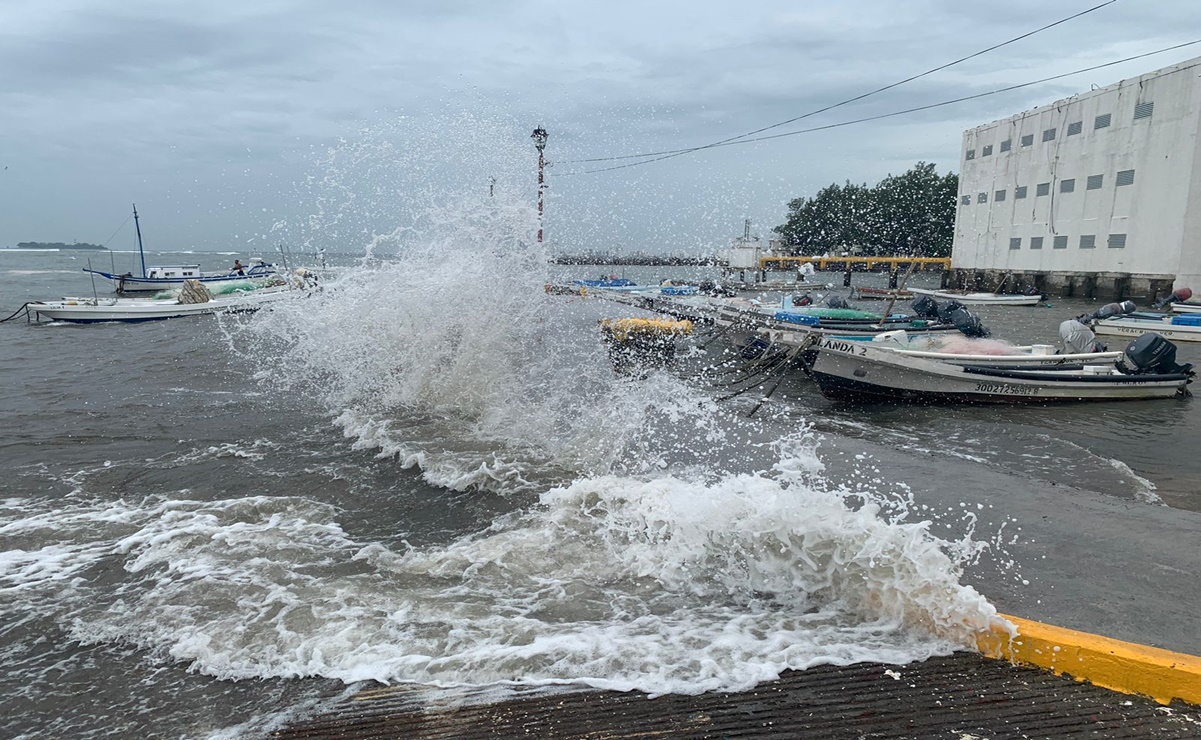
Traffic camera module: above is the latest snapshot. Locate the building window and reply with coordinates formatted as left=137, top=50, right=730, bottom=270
left=1042, top=128, right=1057, bottom=142
left=1134, top=101, right=1154, bottom=120
left=978, top=192, right=988, bottom=204
left=1060, top=179, right=1075, bottom=193
left=982, top=144, right=993, bottom=157
left=1095, top=113, right=1112, bottom=129
left=966, top=149, right=976, bottom=160
left=1030, top=236, right=1044, bottom=250
left=1021, top=134, right=1034, bottom=147
left=1036, top=182, right=1050, bottom=196
left=961, top=194, right=971, bottom=205
left=1053, top=235, right=1068, bottom=249
left=1067, top=121, right=1083, bottom=136
left=1080, top=235, right=1096, bottom=249
left=1086, top=174, right=1104, bottom=190
left=1000, top=139, right=1012, bottom=152
left=995, top=189, right=1006, bottom=202
left=1108, top=233, right=1127, bottom=249
left=1009, top=237, right=1021, bottom=250
left=1116, top=169, right=1135, bottom=186
left=1014, top=185, right=1028, bottom=199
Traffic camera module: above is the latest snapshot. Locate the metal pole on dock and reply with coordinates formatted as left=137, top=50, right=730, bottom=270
left=531, top=127, right=548, bottom=243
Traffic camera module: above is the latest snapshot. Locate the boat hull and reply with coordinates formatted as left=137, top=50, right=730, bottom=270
left=1093, top=317, right=1201, bottom=343
left=809, top=337, right=1190, bottom=404
left=909, top=288, right=1043, bottom=306
left=30, top=286, right=296, bottom=323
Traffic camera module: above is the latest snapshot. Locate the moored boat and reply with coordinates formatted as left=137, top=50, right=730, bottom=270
left=1092, top=312, right=1201, bottom=343
left=82, top=205, right=279, bottom=293
left=909, top=288, right=1044, bottom=306
left=29, top=281, right=300, bottom=324
left=806, top=332, right=1192, bottom=404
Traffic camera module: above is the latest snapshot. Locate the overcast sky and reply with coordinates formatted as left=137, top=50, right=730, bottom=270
left=2, top=0, right=1198, bottom=256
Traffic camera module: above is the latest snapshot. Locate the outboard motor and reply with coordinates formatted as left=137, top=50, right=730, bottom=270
left=911, top=295, right=939, bottom=319
left=1153, top=287, right=1193, bottom=310
left=1081, top=300, right=1137, bottom=322
left=789, top=293, right=813, bottom=307
left=825, top=295, right=850, bottom=310
left=936, top=299, right=965, bottom=323
left=948, top=307, right=990, bottom=338
left=1116, top=333, right=1194, bottom=376
left=1059, top=319, right=1103, bottom=354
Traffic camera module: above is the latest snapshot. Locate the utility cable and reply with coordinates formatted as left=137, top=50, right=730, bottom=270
left=557, top=38, right=1201, bottom=176
left=557, top=1, right=1117, bottom=168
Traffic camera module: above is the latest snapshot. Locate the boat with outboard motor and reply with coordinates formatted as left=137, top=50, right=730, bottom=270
left=1071, top=295, right=1201, bottom=344
left=82, top=205, right=279, bottom=293
left=805, top=330, right=1192, bottom=404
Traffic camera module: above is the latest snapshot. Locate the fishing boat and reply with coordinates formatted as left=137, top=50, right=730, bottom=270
left=28, top=281, right=299, bottom=324
left=805, top=332, right=1192, bottom=404
left=909, top=288, right=1044, bottom=306
left=1091, top=312, right=1201, bottom=343
left=82, top=205, right=279, bottom=293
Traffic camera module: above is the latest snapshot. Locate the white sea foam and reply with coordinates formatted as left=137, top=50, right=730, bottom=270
left=1, top=435, right=1000, bottom=696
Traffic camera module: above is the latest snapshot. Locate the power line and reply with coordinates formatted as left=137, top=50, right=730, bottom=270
left=555, top=38, right=1201, bottom=177
left=555, top=0, right=1118, bottom=173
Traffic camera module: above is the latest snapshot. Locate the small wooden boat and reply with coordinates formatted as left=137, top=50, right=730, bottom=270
left=806, top=333, right=1192, bottom=404
left=909, top=288, right=1043, bottom=306
left=850, top=286, right=914, bottom=300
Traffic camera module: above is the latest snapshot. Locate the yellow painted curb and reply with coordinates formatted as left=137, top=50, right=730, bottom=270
left=978, top=613, right=1201, bottom=705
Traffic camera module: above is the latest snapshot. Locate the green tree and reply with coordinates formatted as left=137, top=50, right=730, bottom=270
left=774, top=163, right=958, bottom=257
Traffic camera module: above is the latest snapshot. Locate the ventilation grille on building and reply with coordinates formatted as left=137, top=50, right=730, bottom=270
left=1009, top=237, right=1021, bottom=250
left=1116, top=169, right=1135, bottom=186
left=1067, top=121, right=1083, bottom=136
left=1080, top=235, right=1096, bottom=249
left=1060, top=179, right=1075, bottom=193
left=1053, top=235, right=1068, bottom=249
left=1000, top=139, right=1012, bottom=152
left=1036, top=182, right=1050, bottom=196
left=994, top=189, right=1006, bottom=202
left=1030, top=236, right=1044, bottom=250
left=966, top=149, right=976, bottom=160
left=1042, top=128, right=1056, bottom=142
left=1021, top=134, right=1034, bottom=147
left=977, top=192, right=988, bottom=203
left=961, top=194, right=971, bottom=205
left=1086, top=174, right=1103, bottom=190
left=1094, top=113, right=1111, bottom=129
left=1134, top=101, right=1154, bottom=120
left=1014, top=185, right=1028, bottom=199
left=1108, top=233, right=1127, bottom=249
left=982, top=144, right=993, bottom=156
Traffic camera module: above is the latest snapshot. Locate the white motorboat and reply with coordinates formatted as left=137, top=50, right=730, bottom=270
left=806, top=333, right=1192, bottom=404
left=82, top=205, right=279, bottom=293
left=909, top=288, right=1044, bottom=306
left=28, top=282, right=300, bottom=324
left=1092, top=312, right=1201, bottom=343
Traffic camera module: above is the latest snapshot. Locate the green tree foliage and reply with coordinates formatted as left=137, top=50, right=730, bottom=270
left=774, top=163, right=958, bottom=257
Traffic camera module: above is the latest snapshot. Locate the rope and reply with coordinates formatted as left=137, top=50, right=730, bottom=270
left=0, top=303, right=32, bottom=322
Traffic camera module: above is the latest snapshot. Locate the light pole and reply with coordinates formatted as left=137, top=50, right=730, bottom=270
left=531, top=127, right=548, bottom=243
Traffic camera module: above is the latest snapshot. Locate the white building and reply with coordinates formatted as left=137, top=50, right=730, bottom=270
left=953, top=55, right=1201, bottom=293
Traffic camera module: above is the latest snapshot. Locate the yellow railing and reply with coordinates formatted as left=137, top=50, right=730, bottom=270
left=758, top=256, right=951, bottom=271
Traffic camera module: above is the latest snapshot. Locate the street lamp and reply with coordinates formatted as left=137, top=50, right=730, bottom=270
left=532, top=127, right=548, bottom=243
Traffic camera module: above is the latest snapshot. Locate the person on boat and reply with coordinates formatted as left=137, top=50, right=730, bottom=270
left=232, top=259, right=245, bottom=276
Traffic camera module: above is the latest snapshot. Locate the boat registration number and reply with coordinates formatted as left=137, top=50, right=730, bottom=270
left=821, top=339, right=867, bottom=355
left=973, top=381, right=1040, bottom=396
